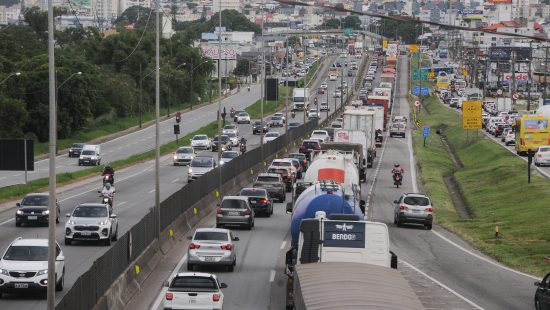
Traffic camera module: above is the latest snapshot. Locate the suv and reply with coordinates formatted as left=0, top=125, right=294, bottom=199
left=393, top=193, right=433, bottom=230
left=162, top=272, right=227, bottom=310
left=187, top=228, right=239, bottom=271
left=173, top=146, right=195, bottom=166
left=68, top=143, right=84, bottom=157
left=222, top=124, right=239, bottom=136
left=211, top=135, right=232, bottom=152
left=188, top=156, right=216, bottom=182
left=190, top=135, right=211, bottom=150
left=389, top=123, right=406, bottom=138
left=65, top=203, right=119, bottom=245
left=239, top=188, right=273, bottom=217
left=0, top=238, right=65, bottom=294
left=236, top=112, right=251, bottom=124
left=267, top=166, right=294, bottom=192
left=216, top=196, right=254, bottom=230
left=253, top=173, right=286, bottom=202
left=299, top=140, right=321, bottom=160
left=15, top=193, right=60, bottom=227
left=252, top=121, right=269, bottom=134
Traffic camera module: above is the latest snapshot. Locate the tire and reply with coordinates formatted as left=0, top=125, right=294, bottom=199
left=15, top=222, right=21, bottom=227
left=112, top=228, right=118, bottom=241
left=55, top=270, right=64, bottom=291
left=396, top=219, right=402, bottom=227
left=56, top=216, right=59, bottom=224
left=187, top=263, right=194, bottom=271
left=227, top=264, right=234, bottom=272
left=216, top=223, right=223, bottom=228
left=104, top=233, right=112, bottom=246
left=64, top=238, right=72, bottom=246
left=393, top=216, right=397, bottom=224
left=535, top=298, right=541, bottom=310
left=426, top=224, right=433, bottom=230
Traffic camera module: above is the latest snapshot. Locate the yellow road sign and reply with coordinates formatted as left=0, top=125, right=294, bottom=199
left=462, top=100, right=482, bottom=129
left=383, top=40, right=388, bottom=48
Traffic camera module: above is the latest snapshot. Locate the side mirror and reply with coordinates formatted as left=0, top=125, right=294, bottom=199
left=65, top=213, right=71, bottom=218
left=110, top=214, right=117, bottom=219
left=56, top=255, right=65, bottom=262
left=163, top=280, right=169, bottom=287
left=390, top=251, right=398, bottom=269
left=187, top=236, right=192, bottom=240
left=535, top=281, right=542, bottom=287
left=220, top=283, right=228, bottom=289
left=393, top=200, right=398, bottom=204
left=16, top=203, right=20, bottom=207
left=233, top=237, right=240, bottom=241
left=286, top=202, right=293, bottom=214
left=360, top=200, right=366, bottom=214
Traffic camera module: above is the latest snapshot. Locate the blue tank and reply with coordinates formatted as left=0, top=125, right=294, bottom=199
left=291, top=183, right=364, bottom=246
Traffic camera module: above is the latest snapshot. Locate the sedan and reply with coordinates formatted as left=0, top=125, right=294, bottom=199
left=65, top=203, right=118, bottom=245
left=216, top=196, right=254, bottom=229
left=252, top=121, right=269, bottom=134
left=394, top=193, right=433, bottom=230
left=534, top=146, right=550, bottom=167
left=239, top=188, right=273, bottom=217
left=264, top=132, right=280, bottom=143
left=15, top=193, right=60, bottom=226
left=273, top=112, right=286, bottom=123
left=187, top=228, right=239, bottom=271
left=226, top=132, right=239, bottom=146
left=236, top=112, right=251, bottom=124
left=190, top=135, right=211, bottom=150
left=222, top=124, right=239, bottom=136
left=220, top=151, right=239, bottom=165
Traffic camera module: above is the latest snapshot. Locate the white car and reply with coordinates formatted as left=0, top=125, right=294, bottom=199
left=333, top=90, right=342, bottom=98
left=320, top=102, right=329, bottom=112
left=162, top=272, right=227, bottom=310
left=310, top=130, right=329, bottom=142
left=329, top=74, right=337, bottom=81
left=190, top=135, right=211, bottom=150
left=220, top=151, right=239, bottom=164
left=534, top=146, right=550, bottom=166
left=270, top=159, right=298, bottom=179
left=273, top=112, right=286, bottom=123
left=64, top=203, right=119, bottom=246
left=320, top=82, right=328, bottom=89
left=308, top=108, right=319, bottom=120
left=236, top=112, right=251, bottom=124
left=173, top=146, right=194, bottom=166
left=504, top=132, right=515, bottom=146
left=222, top=124, right=239, bottom=136
left=264, top=132, right=280, bottom=143
left=0, top=238, right=65, bottom=294
left=225, top=132, right=239, bottom=146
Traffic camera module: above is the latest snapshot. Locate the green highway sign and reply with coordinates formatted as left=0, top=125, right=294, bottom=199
left=343, top=28, right=353, bottom=35
left=412, top=69, right=429, bottom=81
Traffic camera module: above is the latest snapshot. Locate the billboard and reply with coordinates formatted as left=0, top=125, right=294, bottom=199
left=503, top=72, right=530, bottom=82
left=201, top=45, right=238, bottom=60
left=489, top=47, right=532, bottom=61
left=459, top=9, right=483, bottom=15
left=488, top=0, right=512, bottom=3
left=0, top=139, right=34, bottom=171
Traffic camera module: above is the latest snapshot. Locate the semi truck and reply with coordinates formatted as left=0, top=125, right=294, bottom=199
left=366, top=95, right=390, bottom=128
left=292, top=88, right=310, bottom=111
left=365, top=105, right=385, bottom=146
left=338, top=108, right=377, bottom=168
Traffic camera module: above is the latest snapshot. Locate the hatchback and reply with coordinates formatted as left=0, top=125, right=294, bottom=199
left=187, top=228, right=239, bottom=271
left=286, top=153, right=308, bottom=172
left=271, top=159, right=298, bottom=179
left=239, top=188, right=273, bottom=217
left=173, top=146, right=194, bottom=166
left=394, top=193, right=433, bottom=230
left=267, top=166, right=294, bottom=192
left=216, top=196, right=254, bottom=229
left=534, top=146, right=550, bottom=166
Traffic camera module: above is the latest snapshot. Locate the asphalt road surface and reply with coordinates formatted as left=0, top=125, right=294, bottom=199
left=0, top=51, right=356, bottom=309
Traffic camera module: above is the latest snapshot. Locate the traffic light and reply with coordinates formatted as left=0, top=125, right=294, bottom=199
left=173, top=124, right=180, bottom=135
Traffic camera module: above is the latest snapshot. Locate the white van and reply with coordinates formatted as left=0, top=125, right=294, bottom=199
left=78, top=145, right=101, bottom=166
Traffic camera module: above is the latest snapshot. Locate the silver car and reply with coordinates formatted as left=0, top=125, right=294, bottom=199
left=188, top=156, right=216, bottom=182
left=220, top=151, right=239, bottom=165
left=535, top=146, right=550, bottom=166
left=226, top=132, right=239, bottom=146
left=173, top=146, right=194, bottom=166
left=187, top=228, right=239, bottom=272
left=269, top=116, right=284, bottom=127
left=216, top=196, right=254, bottom=230
left=64, top=203, right=118, bottom=246
left=394, top=193, right=433, bottom=230
left=222, top=124, right=239, bottom=136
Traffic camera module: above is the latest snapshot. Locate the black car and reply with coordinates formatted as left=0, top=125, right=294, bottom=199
left=494, top=124, right=509, bottom=137
left=252, top=121, right=269, bottom=134
left=535, top=273, right=550, bottom=310
left=211, top=135, right=232, bottom=152
left=239, top=188, right=273, bottom=217
left=15, top=193, right=60, bottom=226
left=288, top=122, right=300, bottom=130
left=286, top=153, right=308, bottom=172
left=68, top=143, right=84, bottom=157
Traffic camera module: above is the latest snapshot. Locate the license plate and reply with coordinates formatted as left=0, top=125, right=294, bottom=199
left=204, top=256, right=215, bottom=262
left=228, top=211, right=240, bottom=216
left=80, top=231, right=91, bottom=236
left=189, top=298, right=196, bottom=304
left=14, top=283, right=28, bottom=289
left=412, top=209, right=422, bottom=213
left=27, top=216, right=37, bottom=220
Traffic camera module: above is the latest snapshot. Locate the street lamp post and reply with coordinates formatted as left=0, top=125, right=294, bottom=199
left=527, top=41, right=533, bottom=111
left=0, top=72, right=20, bottom=85
left=186, top=60, right=210, bottom=110
left=55, top=71, right=82, bottom=155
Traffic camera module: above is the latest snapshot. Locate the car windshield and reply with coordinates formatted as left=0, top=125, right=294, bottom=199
left=240, top=189, right=266, bottom=197
left=268, top=168, right=288, bottom=174
left=539, top=147, right=550, bottom=152
left=73, top=206, right=108, bottom=217
left=171, top=276, right=217, bottom=289
left=224, top=125, right=236, bottom=130
left=21, top=195, right=49, bottom=206
left=287, top=154, right=304, bottom=160
left=226, top=132, right=237, bottom=138
left=272, top=161, right=291, bottom=167
left=220, top=199, right=248, bottom=209
left=272, top=116, right=282, bottom=120
left=176, top=148, right=193, bottom=154
left=213, top=136, right=228, bottom=142
left=3, top=246, right=48, bottom=261
left=257, top=176, right=279, bottom=182
left=289, top=122, right=300, bottom=127
left=194, top=231, right=229, bottom=241
left=302, top=141, right=319, bottom=148
left=191, top=158, right=213, bottom=167
left=312, top=131, right=326, bottom=135
left=266, top=133, right=279, bottom=137
left=404, top=196, right=430, bottom=206
left=238, top=112, right=248, bottom=117
left=82, top=150, right=95, bottom=155
left=193, top=135, right=207, bottom=141
left=222, top=152, right=239, bottom=158
left=72, top=143, right=84, bottom=148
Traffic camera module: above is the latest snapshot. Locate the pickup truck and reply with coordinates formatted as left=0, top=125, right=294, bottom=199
left=162, top=272, right=227, bottom=310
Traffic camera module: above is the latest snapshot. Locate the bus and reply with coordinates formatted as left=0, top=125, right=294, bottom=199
left=515, top=115, right=550, bottom=155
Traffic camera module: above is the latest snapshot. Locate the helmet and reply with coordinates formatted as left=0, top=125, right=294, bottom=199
left=105, top=183, right=111, bottom=189
left=394, top=163, right=400, bottom=168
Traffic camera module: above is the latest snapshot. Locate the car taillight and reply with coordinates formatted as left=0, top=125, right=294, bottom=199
left=189, top=243, right=200, bottom=249
left=399, top=205, right=408, bottom=210
left=216, top=208, right=222, bottom=214
left=299, top=145, right=305, bottom=151
left=221, top=244, right=233, bottom=250
left=259, top=199, right=268, bottom=204
left=166, top=293, right=173, bottom=300
left=538, top=154, right=542, bottom=158
left=315, top=145, right=321, bottom=150
left=426, top=207, right=433, bottom=212
left=283, top=173, right=290, bottom=177
left=213, top=294, right=221, bottom=302
left=244, top=209, right=252, bottom=215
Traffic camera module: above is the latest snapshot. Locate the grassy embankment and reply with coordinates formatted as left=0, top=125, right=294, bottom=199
left=412, top=95, right=550, bottom=276
left=0, top=121, right=224, bottom=203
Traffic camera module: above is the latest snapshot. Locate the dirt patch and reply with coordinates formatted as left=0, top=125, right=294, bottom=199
left=443, top=176, right=473, bottom=219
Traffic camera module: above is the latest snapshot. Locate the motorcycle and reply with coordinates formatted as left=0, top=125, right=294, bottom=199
left=240, top=143, right=247, bottom=154
left=393, top=172, right=403, bottom=188
left=98, top=191, right=114, bottom=208
left=247, top=86, right=250, bottom=92
left=291, top=111, right=296, bottom=119
left=230, top=109, right=235, bottom=118
left=102, top=174, right=114, bottom=186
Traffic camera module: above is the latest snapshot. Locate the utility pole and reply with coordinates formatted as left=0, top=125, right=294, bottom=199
left=139, top=64, right=143, bottom=128
left=511, top=50, right=517, bottom=106
left=527, top=41, right=533, bottom=111
left=260, top=7, right=265, bottom=161
left=155, top=0, right=161, bottom=237
left=545, top=45, right=549, bottom=103
left=217, top=1, right=223, bottom=197
left=303, top=36, right=308, bottom=124
left=47, top=0, right=57, bottom=304
left=285, top=35, right=289, bottom=138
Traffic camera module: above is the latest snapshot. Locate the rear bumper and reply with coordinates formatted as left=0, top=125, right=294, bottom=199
left=397, top=213, right=433, bottom=225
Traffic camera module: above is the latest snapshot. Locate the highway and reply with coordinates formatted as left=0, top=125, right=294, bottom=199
left=0, top=49, right=356, bottom=309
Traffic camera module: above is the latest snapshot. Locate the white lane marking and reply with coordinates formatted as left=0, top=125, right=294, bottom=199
left=14, top=173, right=22, bottom=176
left=150, top=254, right=188, bottom=310
left=0, top=218, right=14, bottom=225
left=365, top=134, right=388, bottom=219
left=280, top=241, right=287, bottom=250
left=430, top=230, right=540, bottom=280
left=269, top=270, right=276, bottom=283
left=171, top=178, right=179, bottom=183
left=118, top=201, right=127, bottom=206
left=401, top=259, right=484, bottom=310
left=148, top=189, right=155, bottom=194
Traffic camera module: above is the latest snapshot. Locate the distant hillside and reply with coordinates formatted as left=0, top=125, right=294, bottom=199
left=0, top=0, right=20, bottom=7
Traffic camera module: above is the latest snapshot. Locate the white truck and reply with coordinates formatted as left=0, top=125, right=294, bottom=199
left=365, top=106, right=385, bottom=147
left=162, top=272, right=227, bottom=310
left=338, top=108, right=376, bottom=168
left=292, top=88, right=310, bottom=111
left=78, top=144, right=101, bottom=166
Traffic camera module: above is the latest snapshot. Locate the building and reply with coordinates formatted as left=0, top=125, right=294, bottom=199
left=212, top=0, right=240, bottom=13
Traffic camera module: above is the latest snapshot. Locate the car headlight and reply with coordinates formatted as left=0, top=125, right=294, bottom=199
left=0, top=268, right=8, bottom=276
left=16, top=210, right=23, bottom=215
left=68, top=220, right=76, bottom=225
left=37, top=269, right=48, bottom=276
left=91, top=156, right=96, bottom=160
left=173, top=155, right=177, bottom=160
left=98, top=220, right=109, bottom=226
left=188, top=168, right=193, bottom=173
left=42, top=210, right=49, bottom=215
left=79, top=155, right=84, bottom=159
left=220, top=160, right=225, bottom=165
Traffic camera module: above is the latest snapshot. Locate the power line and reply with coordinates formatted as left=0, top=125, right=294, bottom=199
left=113, top=3, right=154, bottom=63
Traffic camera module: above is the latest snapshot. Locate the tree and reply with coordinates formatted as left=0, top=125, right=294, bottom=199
left=233, top=59, right=250, bottom=76
left=0, top=96, right=28, bottom=138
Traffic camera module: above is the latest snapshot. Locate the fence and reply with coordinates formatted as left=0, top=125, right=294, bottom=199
left=56, top=120, right=318, bottom=310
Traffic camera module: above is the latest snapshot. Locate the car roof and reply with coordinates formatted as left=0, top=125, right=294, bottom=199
left=257, top=173, right=280, bottom=177
left=79, top=203, right=108, bottom=207
left=25, top=193, right=48, bottom=197
left=222, top=196, right=248, bottom=201
left=268, top=165, right=290, bottom=171
left=11, top=238, right=49, bottom=247
left=241, top=187, right=267, bottom=193
left=175, top=272, right=218, bottom=279
left=195, top=227, right=230, bottom=234
left=403, top=193, right=429, bottom=198
left=273, top=158, right=292, bottom=162
left=303, top=139, right=320, bottom=143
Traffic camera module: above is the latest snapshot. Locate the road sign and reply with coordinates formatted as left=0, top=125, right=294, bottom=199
left=415, top=101, right=420, bottom=107
left=512, top=93, right=519, bottom=100
left=412, top=87, right=430, bottom=96
left=343, top=28, right=353, bottom=35
left=497, top=89, right=503, bottom=96
left=462, top=100, right=482, bottom=129
left=423, top=127, right=430, bottom=137
left=412, top=69, right=429, bottom=81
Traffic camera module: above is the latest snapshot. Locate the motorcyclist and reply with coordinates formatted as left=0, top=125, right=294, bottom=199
left=291, top=111, right=296, bottom=119
left=102, top=164, right=115, bottom=184
left=230, top=107, right=236, bottom=118
left=100, top=183, right=115, bottom=206
left=247, top=85, right=250, bottom=92
left=314, top=97, right=318, bottom=105
left=391, top=163, right=404, bottom=175
left=240, top=137, right=247, bottom=145
left=239, top=137, right=247, bottom=153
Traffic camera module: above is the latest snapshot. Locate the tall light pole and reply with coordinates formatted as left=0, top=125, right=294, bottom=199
left=527, top=41, right=533, bottom=111
left=186, top=60, right=210, bottom=110
left=217, top=1, right=223, bottom=197
left=0, top=71, right=20, bottom=85
left=260, top=5, right=265, bottom=161
left=155, top=0, right=161, bottom=237
left=46, top=0, right=57, bottom=304
left=55, top=71, right=82, bottom=155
